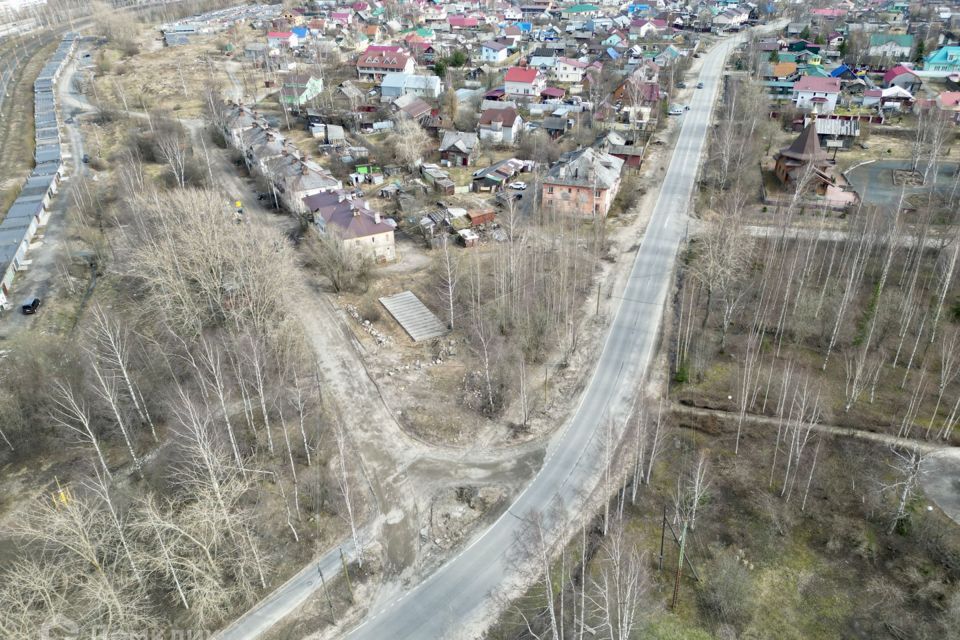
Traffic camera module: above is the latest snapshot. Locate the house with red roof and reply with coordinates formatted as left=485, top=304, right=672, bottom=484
left=936, top=91, right=960, bottom=122
left=448, top=14, right=479, bottom=29
left=357, top=46, right=415, bottom=81
left=793, top=76, right=841, bottom=113
left=811, top=8, right=846, bottom=19
left=630, top=19, right=667, bottom=39
left=329, top=11, right=354, bottom=25
left=267, top=31, right=298, bottom=48
left=883, top=65, right=920, bottom=92
left=504, top=66, right=545, bottom=99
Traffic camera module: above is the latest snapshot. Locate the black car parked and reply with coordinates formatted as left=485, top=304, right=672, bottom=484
left=21, top=297, right=41, bottom=315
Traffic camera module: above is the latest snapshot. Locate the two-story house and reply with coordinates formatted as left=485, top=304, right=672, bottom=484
left=541, top=147, right=624, bottom=218
left=357, top=46, right=415, bottom=81
left=279, top=74, right=324, bottom=109
left=925, top=47, right=960, bottom=74
left=304, top=190, right=396, bottom=263
left=478, top=107, right=523, bottom=145
left=868, top=33, right=914, bottom=60
left=504, top=66, right=546, bottom=100
left=481, top=40, right=511, bottom=64
left=267, top=31, right=298, bottom=49
left=553, top=57, right=588, bottom=83
left=792, top=76, right=841, bottom=113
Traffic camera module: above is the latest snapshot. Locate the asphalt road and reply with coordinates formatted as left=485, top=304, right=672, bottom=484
left=346, top=35, right=742, bottom=640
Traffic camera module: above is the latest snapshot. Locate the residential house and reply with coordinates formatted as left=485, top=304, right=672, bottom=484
left=439, top=131, right=479, bottom=166
left=448, top=14, right=479, bottom=29
left=481, top=40, right=511, bottom=64
left=504, top=66, right=546, bottom=99
left=792, top=76, right=841, bottom=112
left=303, top=190, right=396, bottom=263
left=553, top=57, right=588, bottom=83
left=925, top=47, right=960, bottom=74
left=529, top=47, right=558, bottom=70
left=393, top=94, right=433, bottom=121
left=935, top=91, right=960, bottom=123
left=409, top=41, right=439, bottom=65
left=653, top=45, right=681, bottom=67
left=380, top=73, right=443, bottom=100
left=713, top=7, right=749, bottom=31
left=279, top=74, right=324, bottom=110
left=541, top=147, right=624, bottom=217
left=267, top=31, right=298, bottom=48
left=478, top=106, right=523, bottom=145
left=272, top=158, right=342, bottom=213
left=561, top=4, right=601, bottom=19
left=868, top=33, right=914, bottom=60
left=630, top=18, right=667, bottom=38
left=884, top=65, right=921, bottom=91
left=357, top=46, right=415, bottom=81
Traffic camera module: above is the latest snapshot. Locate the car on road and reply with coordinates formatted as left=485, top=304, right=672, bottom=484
left=696, top=82, right=704, bottom=89
left=82, top=154, right=90, bottom=163
left=509, top=181, right=527, bottom=190
left=21, top=297, right=41, bottom=315
left=676, top=81, right=687, bottom=89
left=668, top=104, right=685, bottom=115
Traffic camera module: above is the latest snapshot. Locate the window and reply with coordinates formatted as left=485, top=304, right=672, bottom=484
left=547, top=186, right=554, bottom=194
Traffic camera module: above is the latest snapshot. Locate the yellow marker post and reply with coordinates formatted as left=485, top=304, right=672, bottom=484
left=53, top=476, right=71, bottom=507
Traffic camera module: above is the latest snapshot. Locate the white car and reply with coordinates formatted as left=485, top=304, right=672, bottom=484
left=668, top=104, right=684, bottom=116
left=509, top=181, right=527, bottom=190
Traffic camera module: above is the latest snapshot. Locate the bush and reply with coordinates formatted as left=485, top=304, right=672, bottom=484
left=697, top=552, right=755, bottom=631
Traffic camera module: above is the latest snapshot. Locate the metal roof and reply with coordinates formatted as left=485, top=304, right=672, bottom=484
left=379, top=291, right=448, bottom=342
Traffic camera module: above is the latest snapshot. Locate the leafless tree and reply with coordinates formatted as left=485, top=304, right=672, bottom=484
left=50, top=381, right=112, bottom=480
left=333, top=418, right=363, bottom=568
left=155, top=119, right=190, bottom=189
left=389, top=117, right=430, bottom=171
left=881, top=447, right=927, bottom=535
left=303, top=226, right=372, bottom=294
left=437, top=234, right=461, bottom=330
left=133, top=188, right=302, bottom=338
left=87, top=305, right=156, bottom=441
left=586, top=522, right=655, bottom=640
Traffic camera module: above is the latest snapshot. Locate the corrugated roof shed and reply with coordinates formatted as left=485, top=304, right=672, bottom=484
left=379, top=291, right=448, bottom=342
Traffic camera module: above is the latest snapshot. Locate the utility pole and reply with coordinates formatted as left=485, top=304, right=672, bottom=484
left=658, top=504, right=666, bottom=571
left=339, top=547, right=354, bottom=603
left=318, top=565, right=334, bottom=617
left=671, top=519, right=688, bottom=611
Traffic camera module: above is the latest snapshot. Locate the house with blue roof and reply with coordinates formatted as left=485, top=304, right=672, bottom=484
left=925, top=47, right=960, bottom=73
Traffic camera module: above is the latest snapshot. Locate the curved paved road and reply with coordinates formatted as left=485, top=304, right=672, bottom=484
left=346, top=35, right=744, bottom=640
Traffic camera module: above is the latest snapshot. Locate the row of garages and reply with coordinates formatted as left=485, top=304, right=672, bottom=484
left=0, top=32, right=76, bottom=309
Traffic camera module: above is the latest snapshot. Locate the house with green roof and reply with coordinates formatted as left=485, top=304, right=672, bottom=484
left=562, top=3, right=601, bottom=17
left=868, top=33, right=914, bottom=60
left=925, top=46, right=960, bottom=73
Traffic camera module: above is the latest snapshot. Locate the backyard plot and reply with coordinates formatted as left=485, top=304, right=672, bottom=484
left=379, top=290, right=447, bottom=342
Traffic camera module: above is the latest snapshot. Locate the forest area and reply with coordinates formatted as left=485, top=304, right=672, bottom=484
left=0, top=6, right=376, bottom=639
